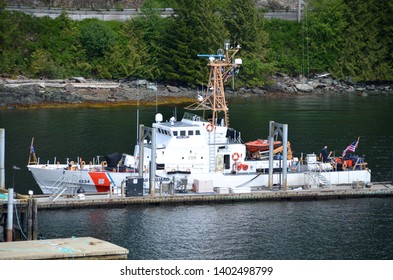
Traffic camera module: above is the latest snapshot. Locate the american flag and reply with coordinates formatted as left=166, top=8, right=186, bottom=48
left=342, top=138, right=359, bottom=157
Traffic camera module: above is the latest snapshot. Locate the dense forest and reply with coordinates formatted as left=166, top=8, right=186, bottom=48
left=0, top=0, right=392, bottom=88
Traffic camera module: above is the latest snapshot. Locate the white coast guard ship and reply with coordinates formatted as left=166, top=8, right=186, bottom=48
left=27, top=43, right=371, bottom=197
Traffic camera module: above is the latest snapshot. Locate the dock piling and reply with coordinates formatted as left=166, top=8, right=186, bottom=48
left=0, top=128, right=5, bottom=189
left=6, top=187, right=13, bottom=242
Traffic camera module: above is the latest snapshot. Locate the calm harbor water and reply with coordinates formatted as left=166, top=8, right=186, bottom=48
left=37, top=198, right=393, bottom=259
left=1, top=93, right=393, bottom=259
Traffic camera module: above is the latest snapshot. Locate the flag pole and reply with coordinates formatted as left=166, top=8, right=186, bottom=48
left=28, top=137, right=37, bottom=165
left=356, top=136, right=360, bottom=148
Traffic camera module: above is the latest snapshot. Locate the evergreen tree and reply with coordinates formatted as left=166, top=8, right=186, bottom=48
left=79, top=19, right=117, bottom=60
left=224, top=0, right=273, bottom=86
left=101, top=20, right=152, bottom=79
left=334, top=0, right=393, bottom=81
left=0, top=11, right=38, bottom=75
left=306, top=0, right=348, bottom=76
left=157, top=0, right=229, bottom=86
left=265, top=19, right=303, bottom=76
left=134, top=3, right=173, bottom=80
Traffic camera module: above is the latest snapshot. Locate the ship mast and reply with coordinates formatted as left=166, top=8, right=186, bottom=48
left=186, top=41, right=242, bottom=127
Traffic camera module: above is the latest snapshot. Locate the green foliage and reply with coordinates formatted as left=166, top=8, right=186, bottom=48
left=0, top=1, right=392, bottom=83
left=305, top=0, right=348, bottom=75
left=134, top=5, right=172, bottom=80
left=142, top=0, right=177, bottom=9
left=306, top=0, right=392, bottom=81
left=157, top=0, right=229, bottom=86
left=265, top=19, right=302, bottom=76
left=79, top=19, right=117, bottom=59
left=223, top=0, right=273, bottom=86
left=30, top=49, right=64, bottom=79
left=332, top=0, right=393, bottom=81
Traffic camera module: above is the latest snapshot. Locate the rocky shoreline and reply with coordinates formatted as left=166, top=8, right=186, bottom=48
left=1, top=74, right=392, bottom=109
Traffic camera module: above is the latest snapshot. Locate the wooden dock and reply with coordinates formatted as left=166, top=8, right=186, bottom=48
left=1, top=182, right=392, bottom=244
left=0, top=236, right=128, bottom=260
left=32, top=182, right=393, bottom=209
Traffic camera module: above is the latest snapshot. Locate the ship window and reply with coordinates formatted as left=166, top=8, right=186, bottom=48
left=188, top=130, right=194, bottom=136
left=173, top=131, right=178, bottom=136
left=156, top=163, right=165, bottom=170
left=224, top=154, right=230, bottom=169
left=180, top=130, right=186, bottom=136
left=196, top=130, right=201, bottom=135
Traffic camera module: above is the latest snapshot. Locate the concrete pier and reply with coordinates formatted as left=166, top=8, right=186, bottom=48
left=0, top=236, right=128, bottom=259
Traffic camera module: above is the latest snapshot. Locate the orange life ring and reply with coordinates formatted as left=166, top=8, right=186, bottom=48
left=242, top=164, right=248, bottom=171
left=232, top=152, right=240, bottom=161
left=237, top=163, right=243, bottom=171
left=206, top=123, right=214, bottom=132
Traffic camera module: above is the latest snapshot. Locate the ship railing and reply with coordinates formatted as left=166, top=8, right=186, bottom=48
left=48, top=174, right=78, bottom=201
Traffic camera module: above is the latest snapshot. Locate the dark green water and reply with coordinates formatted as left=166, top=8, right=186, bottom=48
left=1, top=94, right=392, bottom=194
left=1, top=94, right=393, bottom=260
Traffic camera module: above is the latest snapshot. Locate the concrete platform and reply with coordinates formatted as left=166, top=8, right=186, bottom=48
left=0, top=237, right=128, bottom=260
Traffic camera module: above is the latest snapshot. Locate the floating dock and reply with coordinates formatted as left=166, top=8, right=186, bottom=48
left=31, top=182, right=393, bottom=209
left=0, top=236, right=128, bottom=260
left=1, top=183, right=392, bottom=259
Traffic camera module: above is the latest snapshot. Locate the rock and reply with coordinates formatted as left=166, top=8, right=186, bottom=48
left=295, top=83, right=313, bottom=93
left=366, top=84, right=375, bottom=91
left=65, top=84, right=75, bottom=92
left=73, top=77, right=87, bottom=83
left=286, top=86, right=296, bottom=93
left=347, top=86, right=355, bottom=93
left=136, top=79, right=148, bottom=86
left=312, top=82, right=326, bottom=89
left=147, top=83, right=157, bottom=91
left=251, top=88, right=266, bottom=95
left=166, top=85, right=180, bottom=93
left=298, top=76, right=308, bottom=84
left=320, top=78, right=333, bottom=86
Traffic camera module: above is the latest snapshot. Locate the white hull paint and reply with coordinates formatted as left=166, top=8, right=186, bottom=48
left=28, top=162, right=371, bottom=195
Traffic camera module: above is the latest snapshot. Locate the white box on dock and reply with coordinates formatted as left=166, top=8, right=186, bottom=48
left=193, top=179, right=214, bottom=193
left=215, top=187, right=229, bottom=194
left=230, top=187, right=252, bottom=194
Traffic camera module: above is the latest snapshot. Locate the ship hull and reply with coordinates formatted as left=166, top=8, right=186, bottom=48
left=29, top=163, right=371, bottom=195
